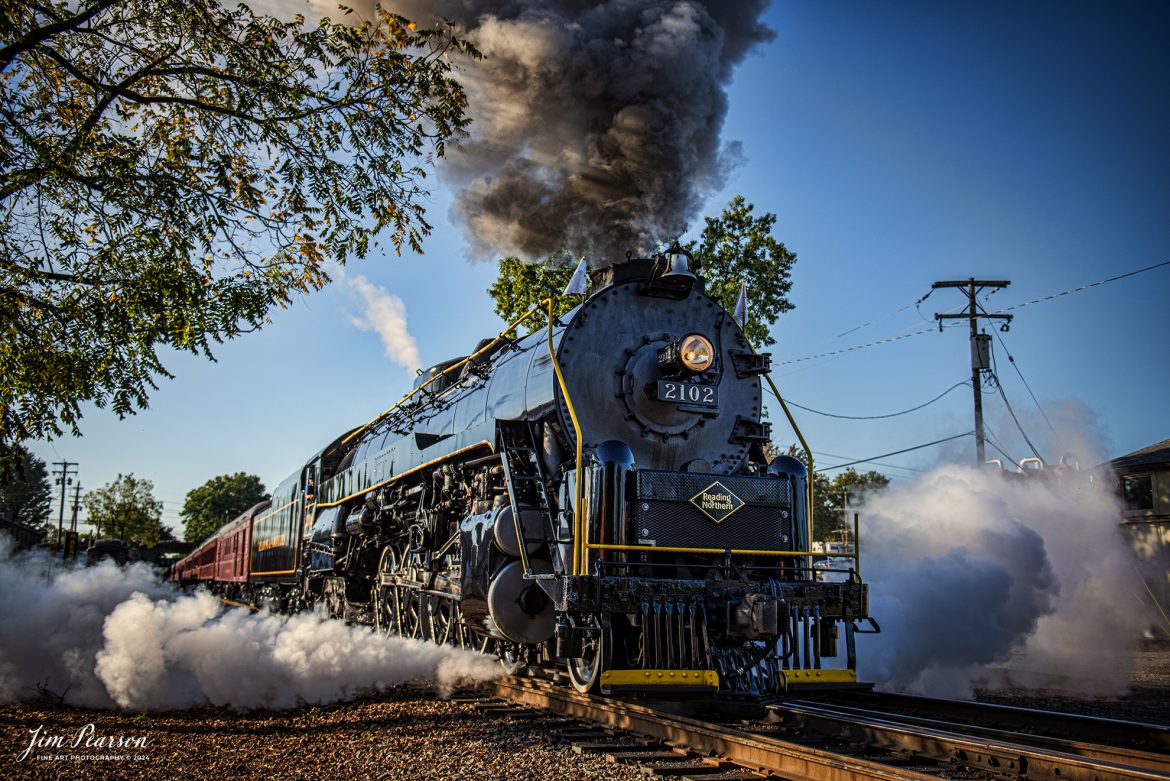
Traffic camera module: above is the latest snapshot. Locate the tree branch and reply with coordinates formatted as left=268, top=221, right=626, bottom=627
left=0, top=255, right=108, bottom=286
left=0, top=0, right=119, bottom=74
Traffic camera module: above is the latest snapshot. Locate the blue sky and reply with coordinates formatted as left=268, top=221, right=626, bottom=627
left=30, top=1, right=1170, bottom=536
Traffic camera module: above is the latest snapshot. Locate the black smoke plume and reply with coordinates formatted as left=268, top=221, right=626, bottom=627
left=383, top=0, right=775, bottom=263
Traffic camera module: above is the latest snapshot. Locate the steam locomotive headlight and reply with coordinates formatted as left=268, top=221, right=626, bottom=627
left=679, top=334, right=714, bottom=371
left=659, top=333, right=715, bottom=375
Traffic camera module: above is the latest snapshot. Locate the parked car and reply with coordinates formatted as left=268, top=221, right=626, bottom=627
left=85, top=539, right=132, bottom=567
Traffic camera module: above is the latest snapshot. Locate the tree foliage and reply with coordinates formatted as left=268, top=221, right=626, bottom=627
left=82, top=472, right=165, bottom=546
left=486, top=253, right=581, bottom=330
left=0, top=443, right=52, bottom=528
left=485, top=196, right=796, bottom=344
left=180, top=471, right=267, bottom=543
left=0, top=0, right=476, bottom=442
left=681, top=195, right=796, bottom=347
left=810, top=468, right=890, bottom=542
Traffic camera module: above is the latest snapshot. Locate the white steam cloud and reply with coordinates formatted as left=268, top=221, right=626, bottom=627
left=0, top=543, right=499, bottom=709
left=346, top=274, right=423, bottom=373
left=856, top=461, right=1144, bottom=698
left=244, top=0, right=340, bottom=21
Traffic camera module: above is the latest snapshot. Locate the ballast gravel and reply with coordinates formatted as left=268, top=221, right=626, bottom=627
left=1, top=685, right=647, bottom=781
left=4, top=645, right=1169, bottom=780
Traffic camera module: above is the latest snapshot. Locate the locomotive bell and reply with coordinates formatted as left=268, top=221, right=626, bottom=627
left=662, top=244, right=696, bottom=282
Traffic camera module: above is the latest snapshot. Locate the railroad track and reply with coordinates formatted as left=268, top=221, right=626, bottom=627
left=492, top=675, right=1170, bottom=780
left=816, top=691, right=1170, bottom=755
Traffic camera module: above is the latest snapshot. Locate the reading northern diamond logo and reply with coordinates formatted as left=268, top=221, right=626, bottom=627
left=689, top=481, right=745, bottom=523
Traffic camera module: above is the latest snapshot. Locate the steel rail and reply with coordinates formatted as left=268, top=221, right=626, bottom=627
left=493, top=677, right=942, bottom=781
left=779, top=699, right=1170, bottom=775
left=822, top=691, right=1170, bottom=754
left=494, top=676, right=1169, bottom=781
left=769, top=700, right=1170, bottom=781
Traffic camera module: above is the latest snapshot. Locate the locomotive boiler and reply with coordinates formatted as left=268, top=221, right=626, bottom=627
left=173, top=249, right=873, bottom=695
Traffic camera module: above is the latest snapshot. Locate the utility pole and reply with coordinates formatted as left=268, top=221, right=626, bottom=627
left=933, top=279, right=1012, bottom=465
left=50, top=461, right=78, bottom=554
left=70, top=482, right=83, bottom=533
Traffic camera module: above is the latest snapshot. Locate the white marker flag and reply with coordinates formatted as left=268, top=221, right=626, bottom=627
left=563, top=256, right=588, bottom=295
left=733, top=281, right=748, bottom=326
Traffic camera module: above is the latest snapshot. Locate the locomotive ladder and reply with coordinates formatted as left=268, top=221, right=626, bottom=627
left=498, top=422, right=557, bottom=580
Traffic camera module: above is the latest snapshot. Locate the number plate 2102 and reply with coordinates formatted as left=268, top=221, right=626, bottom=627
left=656, top=380, right=717, bottom=406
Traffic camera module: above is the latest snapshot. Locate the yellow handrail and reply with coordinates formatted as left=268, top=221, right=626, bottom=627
left=342, top=304, right=546, bottom=447
left=545, top=296, right=586, bottom=576
left=588, top=543, right=830, bottom=556
left=761, top=373, right=816, bottom=570
left=852, top=510, right=861, bottom=577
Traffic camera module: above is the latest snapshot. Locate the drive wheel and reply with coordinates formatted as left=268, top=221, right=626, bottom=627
left=402, top=589, right=424, bottom=639
left=430, top=596, right=455, bottom=646
left=567, top=617, right=610, bottom=694
left=373, top=547, right=399, bottom=636
left=468, top=627, right=494, bottom=654
left=498, top=641, right=523, bottom=674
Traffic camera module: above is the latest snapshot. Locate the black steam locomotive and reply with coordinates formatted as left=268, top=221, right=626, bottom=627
left=174, top=250, right=872, bottom=695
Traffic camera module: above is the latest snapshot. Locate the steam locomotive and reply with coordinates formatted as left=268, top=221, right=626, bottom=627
left=173, top=250, right=873, bottom=695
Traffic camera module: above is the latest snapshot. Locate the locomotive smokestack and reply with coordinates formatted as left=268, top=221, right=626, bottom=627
left=377, top=0, right=774, bottom=264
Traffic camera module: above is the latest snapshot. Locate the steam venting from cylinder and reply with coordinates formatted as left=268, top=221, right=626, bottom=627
left=382, top=0, right=774, bottom=263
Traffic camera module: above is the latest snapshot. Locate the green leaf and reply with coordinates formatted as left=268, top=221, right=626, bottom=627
left=0, top=0, right=477, bottom=442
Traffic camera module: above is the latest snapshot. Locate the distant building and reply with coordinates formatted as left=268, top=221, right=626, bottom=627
left=1112, top=438, right=1170, bottom=636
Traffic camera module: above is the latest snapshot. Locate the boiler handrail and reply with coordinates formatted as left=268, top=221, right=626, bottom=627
left=544, top=296, right=586, bottom=576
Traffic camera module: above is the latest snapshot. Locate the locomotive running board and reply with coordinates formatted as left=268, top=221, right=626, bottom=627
left=600, top=669, right=720, bottom=695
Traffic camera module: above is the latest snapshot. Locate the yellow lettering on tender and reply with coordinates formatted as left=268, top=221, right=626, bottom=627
left=256, top=534, right=287, bottom=552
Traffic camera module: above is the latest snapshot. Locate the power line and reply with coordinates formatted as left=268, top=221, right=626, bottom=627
left=791, top=288, right=941, bottom=358
left=811, top=450, right=926, bottom=473
left=777, top=326, right=935, bottom=366
left=781, top=379, right=969, bottom=420
left=777, top=260, right=1167, bottom=370
left=994, top=260, right=1170, bottom=313
left=816, top=432, right=974, bottom=472
left=914, top=287, right=936, bottom=322
left=988, top=372, right=1044, bottom=461
left=978, top=300, right=1057, bottom=435
left=834, top=298, right=923, bottom=338
left=983, top=423, right=1022, bottom=466
left=781, top=298, right=966, bottom=370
